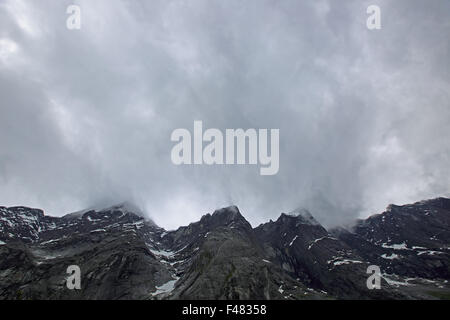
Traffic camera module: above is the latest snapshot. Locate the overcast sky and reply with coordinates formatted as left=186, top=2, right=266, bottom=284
left=0, top=0, right=449, bottom=230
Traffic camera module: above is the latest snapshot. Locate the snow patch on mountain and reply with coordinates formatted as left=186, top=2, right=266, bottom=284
left=151, top=277, right=179, bottom=296
left=288, top=235, right=298, bottom=246
left=381, top=253, right=399, bottom=260
left=382, top=242, right=409, bottom=250
left=308, top=236, right=338, bottom=250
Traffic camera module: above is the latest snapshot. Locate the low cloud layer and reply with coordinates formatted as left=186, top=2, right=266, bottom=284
left=0, top=0, right=449, bottom=229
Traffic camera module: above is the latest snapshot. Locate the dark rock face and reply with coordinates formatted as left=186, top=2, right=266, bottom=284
left=0, top=199, right=449, bottom=300
left=0, top=204, right=171, bottom=300
left=331, top=198, right=450, bottom=284
left=162, top=207, right=322, bottom=300
left=253, top=211, right=402, bottom=299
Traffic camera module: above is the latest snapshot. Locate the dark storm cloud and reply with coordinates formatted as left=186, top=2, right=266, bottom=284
left=0, top=0, right=449, bottom=229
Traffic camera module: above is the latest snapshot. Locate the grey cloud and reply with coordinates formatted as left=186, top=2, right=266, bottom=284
left=0, top=0, right=449, bottom=229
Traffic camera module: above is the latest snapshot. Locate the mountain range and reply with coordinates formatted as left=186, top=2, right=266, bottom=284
left=1, top=198, right=449, bottom=300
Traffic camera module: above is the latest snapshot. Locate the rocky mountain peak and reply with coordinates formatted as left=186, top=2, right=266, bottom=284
left=100, top=201, right=145, bottom=216
left=211, top=205, right=242, bottom=220
left=65, top=202, right=157, bottom=227
left=276, top=208, right=322, bottom=229
left=1, top=206, right=44, bottom=218
left=285, top=208, right=321, bottom=226
left=196, top=205, right=251, bottom=230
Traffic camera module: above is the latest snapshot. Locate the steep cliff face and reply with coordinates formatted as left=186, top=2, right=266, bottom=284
left=1, top=198, right=449, bottom=300
left=331, top=198, right=450, bottom=287
left=0, top=203, right=171, bottom=300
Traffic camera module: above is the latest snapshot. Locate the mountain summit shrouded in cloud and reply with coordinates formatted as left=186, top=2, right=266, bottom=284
left=0, top=0, right=449, bottom=230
